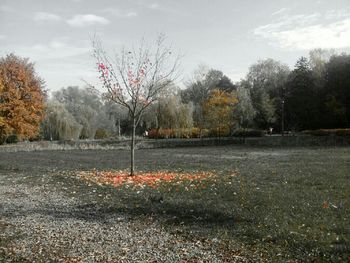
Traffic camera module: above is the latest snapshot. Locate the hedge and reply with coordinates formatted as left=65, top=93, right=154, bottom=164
left=302, top=129, right=350, bottom=136
left=232, top=129, right=265, bottom=137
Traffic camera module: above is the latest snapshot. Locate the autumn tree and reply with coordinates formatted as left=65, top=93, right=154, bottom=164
left=92, top=34, right=180, bottom=175
left=0, top=54, right=45, bottom=143
left=181, top=67, right=235, bottom=132
left=203, top=89, right=238, bottom=136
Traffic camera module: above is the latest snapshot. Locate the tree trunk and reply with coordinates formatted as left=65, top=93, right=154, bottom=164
left=281, top=100, right=285, bottom=136
left=117, top=118, right=121, bottom=137
left=130, top=117, right=136, bottom=176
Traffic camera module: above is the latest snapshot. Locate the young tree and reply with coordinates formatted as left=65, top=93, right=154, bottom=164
left=92, top=35, right=180, bottom=175
left=0, top=54, right=45, bottom=143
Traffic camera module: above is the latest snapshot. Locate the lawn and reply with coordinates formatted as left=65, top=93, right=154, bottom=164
left=0, top=145, right=349, bottom=262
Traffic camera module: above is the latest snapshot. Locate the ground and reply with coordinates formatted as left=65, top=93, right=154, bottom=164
left=0, top=145, right=349, bottom=262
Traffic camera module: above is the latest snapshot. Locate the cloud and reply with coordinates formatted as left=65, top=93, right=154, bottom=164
left=227, top=70, right=246, bottom=82
left=271, top=8, right=288, bottom=16
left=67, top=14, right=110, bottom=27
left=0, top=35, right=6, bottom=40
left=6, top=39, right=90, bottom=61
left=254, top=12, right=350, bottom=50
left=0, top=5, right=14, bottom=13
left=325, top=9, right=350, bottom=20
left=34, top=12, right=62, bottom=22
left=102, top=8, right=137, bottom=18
left=149, top=3, right=160, bottom=10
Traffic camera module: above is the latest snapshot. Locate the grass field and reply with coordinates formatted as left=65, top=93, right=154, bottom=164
left=0, top=145, right=349, bottom=262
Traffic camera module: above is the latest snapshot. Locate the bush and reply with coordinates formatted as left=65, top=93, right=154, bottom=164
left=148, top=129, right=159, bottom=139
left=6, top=134, right=19, bottom=144
left=94, top=129, right=110, bottom=139
left=302, top=129, right=350, bottom=136
left=232, top=129, right=265, bottom=137
left=190, top=128, right=200, bottom=138
left=335, top=129, right=350, bottom=136
left=0, top=133, right=5, bottom=145
left=208, top=126, right=231, bottom=137
left=147, top=128, right=209, bottom=139
left=159, top=128, right=173, bottom=139
left=29, top=135, right=43, bottom=142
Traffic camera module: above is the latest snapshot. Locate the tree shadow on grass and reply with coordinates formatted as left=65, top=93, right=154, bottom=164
left=3, top=197, right=242, bottom=227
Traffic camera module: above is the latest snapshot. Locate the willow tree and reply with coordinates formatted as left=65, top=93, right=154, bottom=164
left=92, top=35, right=180, bottom=175
left=43, top=100, right=82, bottom=141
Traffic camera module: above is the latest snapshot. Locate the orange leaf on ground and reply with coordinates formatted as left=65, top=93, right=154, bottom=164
left=76, top=170, right=219, bottom=189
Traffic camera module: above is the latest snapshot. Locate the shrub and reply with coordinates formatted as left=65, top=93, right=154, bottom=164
left=5, top=134, right=19, bottom=144
left=94, top=129, right=110, bottom=139
left=147, top=127, right=213, bottom=139
left=190, top=128, right=200, bottom=138
left=232, top=129, right=265, bottom=137
left=208, top=126, right=231, bottom=137
left=335, top=129, right=350, bottom=136
left=302, top=129, right=350, bottom=136
left=0, top=133, right=6, bottom=145
left=173, top=128, right=189, bottom=138
left=148, top=129, right=159, bottom=139
left=302, top=130, right=330, bottom=136
left=160, top=128, right=173, bottom=139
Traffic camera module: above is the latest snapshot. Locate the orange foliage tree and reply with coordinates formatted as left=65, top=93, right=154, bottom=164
left=0, top=54, right=45, bottom=143
left=203, top=89, right=238, bottom=136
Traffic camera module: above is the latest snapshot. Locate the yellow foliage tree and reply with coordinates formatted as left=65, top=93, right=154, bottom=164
left=203, top=89, right=238, bottom=136
left=0, top=54, right=45, bottom=143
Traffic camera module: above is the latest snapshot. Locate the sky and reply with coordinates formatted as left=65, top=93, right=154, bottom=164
left=1, top=0, right=350, bottom=92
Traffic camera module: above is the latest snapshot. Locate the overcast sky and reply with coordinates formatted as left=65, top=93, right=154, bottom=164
left=1, top=0, right=350, bottom=92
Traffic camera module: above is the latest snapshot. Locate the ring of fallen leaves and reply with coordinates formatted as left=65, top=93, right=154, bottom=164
left=77, top=170, right=218, bottom=189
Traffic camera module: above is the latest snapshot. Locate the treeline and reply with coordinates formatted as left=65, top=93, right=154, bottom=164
left=240, top=50, right=350, bottom=132
left=1, top=49, right=349, bottom=143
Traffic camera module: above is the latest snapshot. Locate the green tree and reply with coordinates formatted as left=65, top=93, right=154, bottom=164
left=321, top=54, right=350, bottom=127
left=245, top=58, right=290, bottom=129
left=285, top=57, right=319, bottom=130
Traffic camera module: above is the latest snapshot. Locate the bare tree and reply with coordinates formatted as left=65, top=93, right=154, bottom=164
left=92, top=34, right=180, bottom=175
